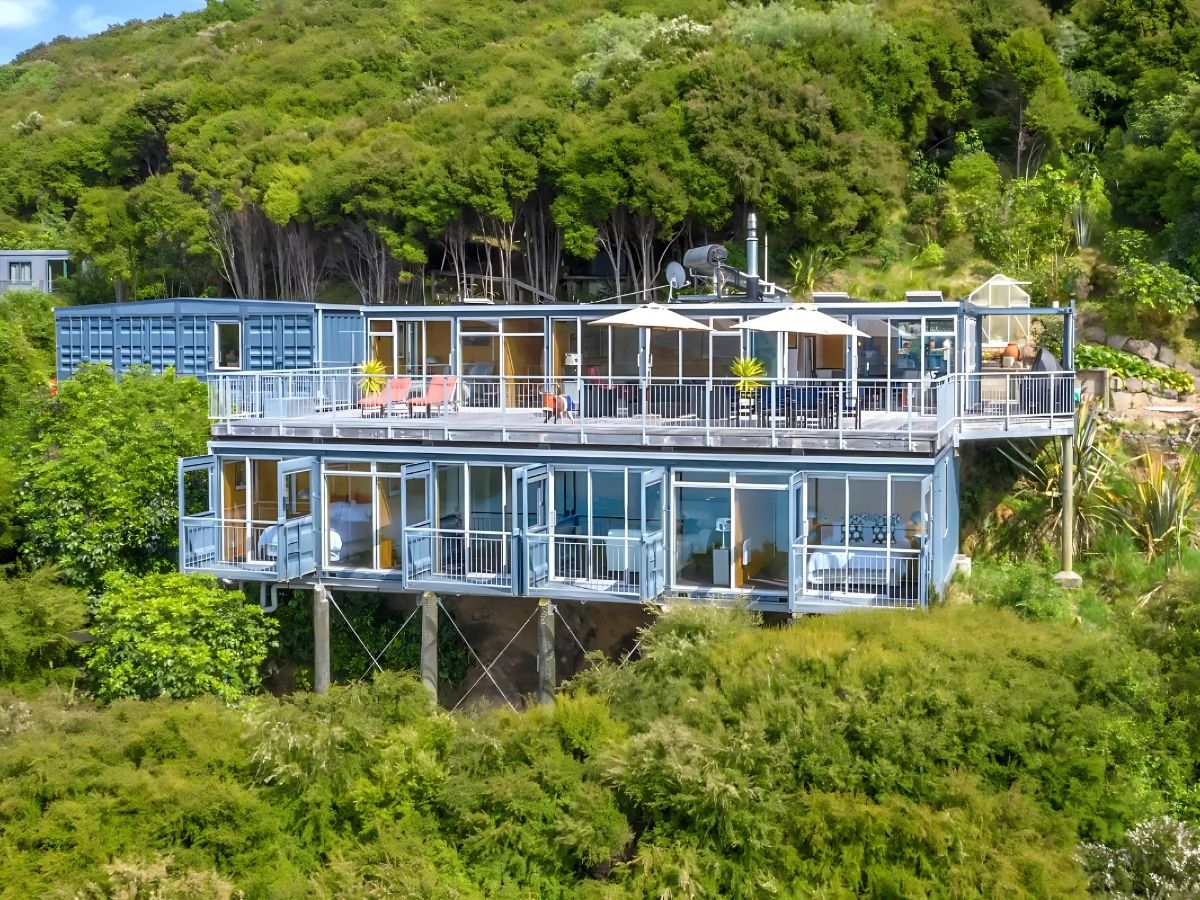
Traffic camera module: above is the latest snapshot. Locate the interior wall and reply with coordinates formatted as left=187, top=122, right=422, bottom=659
left=252, top=459, right=278, bottom=521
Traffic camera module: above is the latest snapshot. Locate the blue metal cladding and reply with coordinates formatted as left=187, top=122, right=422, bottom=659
left=931, top=445, right=961, bottom=593
left=319, top=311, right=365, bottom=367
left=54, top=300, right=317, bottom=380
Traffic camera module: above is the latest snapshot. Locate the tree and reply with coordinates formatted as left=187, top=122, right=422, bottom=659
left=989, top=28, right=1095, bottom=177
left=83, top=572, right=277, bottom=702
left=17, top=365, right=209, bottom=587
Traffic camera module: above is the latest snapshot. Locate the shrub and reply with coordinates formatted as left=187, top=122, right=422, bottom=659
left=1075, top=343, right=1194, bottom=394
left=0, top=568, right=86, bottom=682
left=83, top=572, right=277, bottom=702
left=913, top=241, right=944, bottom=267
left=1082, top=817, right=1200, bottom=898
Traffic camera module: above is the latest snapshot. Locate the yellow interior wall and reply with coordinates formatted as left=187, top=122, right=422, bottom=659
left=252, top=459, right=278, bottom=521
left=816, top=336, right=846, bottom=370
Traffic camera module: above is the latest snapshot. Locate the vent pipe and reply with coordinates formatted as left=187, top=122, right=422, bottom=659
left=746, top=211, right=759, bottom=278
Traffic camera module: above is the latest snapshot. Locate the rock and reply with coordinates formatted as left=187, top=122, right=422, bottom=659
left=1125, top=376, right=1144, bottom=393
left=1126, top=338, right=1159, bottom=361
left=1110, top=376, right=1123, bottom=392
left=1083, top=325, right=1107, bottom=344
left=1106, top=334, right=1130, bottom=351
left=1112, top=391, right=1133, bottom=412
left=1162, top=388, right=1179, bottom=401
left=1130, top=391, right=1151, bottom=408
left=1158, top=345, right=1177, bottom=367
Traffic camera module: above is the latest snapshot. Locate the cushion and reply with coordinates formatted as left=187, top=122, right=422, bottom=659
left=847, top=514, right=864, bottom=544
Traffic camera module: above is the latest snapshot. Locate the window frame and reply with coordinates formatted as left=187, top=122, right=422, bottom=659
left=213, top=321, right=243, bottom=371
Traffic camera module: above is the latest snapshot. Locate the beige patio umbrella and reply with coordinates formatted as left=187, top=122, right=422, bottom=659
left=734, top=304, right=868, bottom=338
left=736, top=305, right=867, bottom=383
left=589, top=303, right=712, bottom=378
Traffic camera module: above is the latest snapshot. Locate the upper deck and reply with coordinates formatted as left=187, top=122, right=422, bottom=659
left=209, top=368, right=1075, bottom=455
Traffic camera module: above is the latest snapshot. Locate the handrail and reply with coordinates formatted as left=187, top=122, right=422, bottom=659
left=205, top=368, right=1077, bottom=442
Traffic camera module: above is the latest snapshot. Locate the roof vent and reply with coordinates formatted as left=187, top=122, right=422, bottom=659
left=906, top=290, right=944, bottom=302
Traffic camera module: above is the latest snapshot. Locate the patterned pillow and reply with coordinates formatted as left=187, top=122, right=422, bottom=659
left=871, top=519, right=889, bottom=544
left=847, top=514, right=864, bottom=543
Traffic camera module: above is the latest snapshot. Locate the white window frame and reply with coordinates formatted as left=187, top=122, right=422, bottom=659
left=214, top=321, right=242, bottom=371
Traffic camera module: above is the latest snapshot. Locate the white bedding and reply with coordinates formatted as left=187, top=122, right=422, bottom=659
left=328, top=501, right=372, bottom=549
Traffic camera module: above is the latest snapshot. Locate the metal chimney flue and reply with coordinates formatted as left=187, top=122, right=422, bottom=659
left=746, top=211, right=759, bottom=279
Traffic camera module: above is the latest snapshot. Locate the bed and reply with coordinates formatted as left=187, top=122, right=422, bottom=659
left=327, top=500, right=373, bottom=561
left=805, top=514, right=911, bottom=600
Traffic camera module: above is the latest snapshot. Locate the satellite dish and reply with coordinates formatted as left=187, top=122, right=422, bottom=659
left=666, top=261, right=688, bottom=290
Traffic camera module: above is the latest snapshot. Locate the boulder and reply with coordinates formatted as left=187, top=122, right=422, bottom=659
left=1111, top=391, right=1134, bottom=412
left=1106, top=334, right=1130, bottom=351
left=1162, top=388, right=1179, bottom=401
left=1124, top=376, right=1144, bottom=393
left=1125, top=338, right=1159, bottom=361
left=1130, top=391, right=1152, bottom=408
left=1158, top=345, right=1177, bottom=367
left=1083, top=325, right=1107, bottom=344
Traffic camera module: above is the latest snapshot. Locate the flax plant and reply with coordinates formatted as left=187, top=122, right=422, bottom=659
left=999, top=401, right=1116, bottom=553
left=1102, top=449, right=1200, bottom=562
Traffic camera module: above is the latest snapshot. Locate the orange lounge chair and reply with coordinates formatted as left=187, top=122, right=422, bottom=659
left=408, top=375, right=458, bottom=418
left=358, top=376, right=412, bottom=417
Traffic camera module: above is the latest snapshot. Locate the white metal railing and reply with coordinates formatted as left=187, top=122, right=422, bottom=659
left=180, top=516, right=279, bottom=573
left=404, top=527, right=512, bottom=587
left=548, top=532, right=643, bottom=595
left=208, top=368, right=1077, bottom=443
left=795, top=542, right=924, bottom=609
left=958, top=370, right=1076, bottom=427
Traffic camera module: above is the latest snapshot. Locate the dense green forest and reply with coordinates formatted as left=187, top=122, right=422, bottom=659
left=0, top=0, right=1197, bottom=321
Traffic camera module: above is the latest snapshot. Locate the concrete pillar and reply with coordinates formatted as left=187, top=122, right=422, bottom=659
left=313, top=582, right=330, bottom=695
left=537, top=598, right=556, bottom=705
left=1054, top=436, right=1083, bottom=589
left=420, top=591, right=438, bottom=700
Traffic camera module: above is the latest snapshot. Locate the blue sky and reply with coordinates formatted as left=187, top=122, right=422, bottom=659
left=0, top=1, right=205, bottom=64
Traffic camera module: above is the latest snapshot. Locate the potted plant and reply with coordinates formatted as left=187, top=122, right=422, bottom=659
left=358, top=358, right=387, bottom=395
left=730, top=356, right=767, bottom=418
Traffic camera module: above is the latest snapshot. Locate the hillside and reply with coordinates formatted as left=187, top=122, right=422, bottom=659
left=0, top=0, right=1197, bottom=319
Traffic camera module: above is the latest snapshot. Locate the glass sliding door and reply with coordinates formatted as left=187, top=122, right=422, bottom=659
left=732, top=482, right=789, bottom=592
left=673, top=472, right=732, bottom=588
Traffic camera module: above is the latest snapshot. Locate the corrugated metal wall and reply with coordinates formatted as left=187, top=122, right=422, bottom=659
left=55, top=303, right=318, bottom=380
left=319, top=312, right=365, bottom=367
left=931, top=446, right=960, bottom=593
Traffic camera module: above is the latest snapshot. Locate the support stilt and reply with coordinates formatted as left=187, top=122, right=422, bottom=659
left=1054, top=434, right=1083, bottom=589
left=313, top=582, right=331, bottom=695
left=537, top=598, right=555, bottom=705
left=421, top=591, right=438, bottom=700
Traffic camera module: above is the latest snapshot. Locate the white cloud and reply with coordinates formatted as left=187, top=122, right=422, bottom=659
left=70, top=3, right=119, bottom=35
left=0, top=0, right=54, bottom=30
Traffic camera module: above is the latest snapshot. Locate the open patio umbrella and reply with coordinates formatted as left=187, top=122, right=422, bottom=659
left=733, top=304, right=868, bottom=338
left=589, top=303, right=712, bottom=378
left=589, top=303, right=714, bottom=333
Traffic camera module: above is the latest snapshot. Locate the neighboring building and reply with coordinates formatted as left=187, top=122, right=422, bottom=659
left=0, top=249, right=70, bottom=294
left=55, top=280, right=1076, bottom=621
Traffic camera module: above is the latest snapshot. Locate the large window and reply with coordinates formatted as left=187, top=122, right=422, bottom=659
left=673, top=470, right=788, bottom=593
left=7, top=261, right=31, bottom=283
left=214, top=322, right=242, bottom=370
